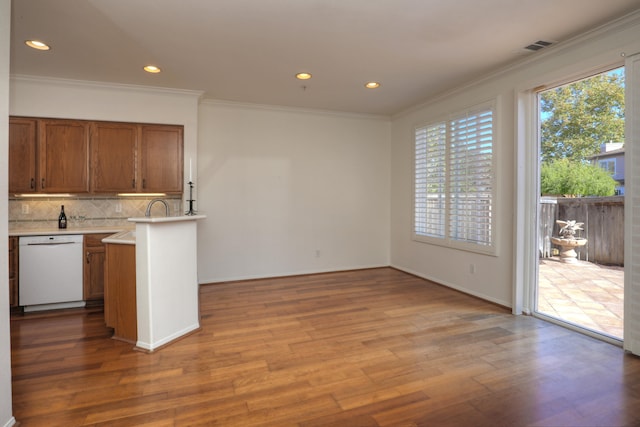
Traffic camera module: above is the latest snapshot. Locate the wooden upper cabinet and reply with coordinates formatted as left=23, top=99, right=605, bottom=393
left=39, top=119, right=90, bottom=193
left=9, top=118, right=38, bottom=193
left=140, top=125, right=183, bottom=194
left=90, top=122, right=138, bottom=193
left=9, top=117, right=184, bottom=195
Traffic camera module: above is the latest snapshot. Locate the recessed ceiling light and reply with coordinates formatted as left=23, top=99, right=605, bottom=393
left=296, top=72, right=312, bottom=80
left=364, top=82, right=381, bottom=89
left=25, top=40, right=50, bottom=51
left=143, top=65, right=162, bottom=73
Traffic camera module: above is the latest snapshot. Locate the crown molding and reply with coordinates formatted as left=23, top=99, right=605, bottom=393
left=10, top=74, right=205, bottom=99
left=200, top=98, right=390, bottom=122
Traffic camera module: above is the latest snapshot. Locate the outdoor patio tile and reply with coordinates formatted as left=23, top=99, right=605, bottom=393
left=538, top=257, right=623, bottom=339
left=584, top=293, right=620, bottom=303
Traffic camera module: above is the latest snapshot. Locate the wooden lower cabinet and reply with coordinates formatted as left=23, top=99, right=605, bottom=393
left=8, top=237, right=18, bottom=307
left=104, top=243, right=137, bottom=343
left=83, top=233, right=110, bottom=304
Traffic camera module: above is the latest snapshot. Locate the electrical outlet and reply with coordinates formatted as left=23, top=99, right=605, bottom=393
left=469, top=264, right=476, bottom=274
left=115, top=202, right=122, bottom=213
left=315, top=249, right=321, bottom=258
left=21, top=203, right=30, bottom=214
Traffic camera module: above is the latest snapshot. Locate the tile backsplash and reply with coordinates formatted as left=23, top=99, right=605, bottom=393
left=9, top=196, right=183, bottom=230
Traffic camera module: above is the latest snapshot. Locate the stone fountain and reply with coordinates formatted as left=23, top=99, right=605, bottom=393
left=550, top=220, right=587, bottom=264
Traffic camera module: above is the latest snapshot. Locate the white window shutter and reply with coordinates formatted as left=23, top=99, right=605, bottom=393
left=415, top=122, right=446, bottom=238
left=449, top=109, right=494, bottom=246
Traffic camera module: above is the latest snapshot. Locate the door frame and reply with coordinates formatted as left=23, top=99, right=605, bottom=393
left=623, top=53, right=640, bottom=355
left=514, top=62, right=627, bottom=346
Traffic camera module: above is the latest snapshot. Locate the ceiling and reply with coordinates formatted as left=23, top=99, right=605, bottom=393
left=10, top=0, right=640, bottom=116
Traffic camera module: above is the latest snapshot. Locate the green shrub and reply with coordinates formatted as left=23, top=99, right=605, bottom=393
left=540, top=159, right=617, bottom=197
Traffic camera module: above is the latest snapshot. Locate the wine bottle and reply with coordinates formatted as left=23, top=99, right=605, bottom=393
left=58, top=205, right=67, bottom=229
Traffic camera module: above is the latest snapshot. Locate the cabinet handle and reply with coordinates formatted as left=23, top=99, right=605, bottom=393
left=86, top=251, right=91, bottom=263
left=30, top=178, right=35, bottom=190
left=41, top=178, right=45, bottom=189
left=132, top=179, right=135, bottom=188
left=142, top=178, right=146, bottom=189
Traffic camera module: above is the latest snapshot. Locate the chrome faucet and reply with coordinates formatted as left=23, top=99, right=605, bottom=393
left=145, top=199, right=170, bottom=217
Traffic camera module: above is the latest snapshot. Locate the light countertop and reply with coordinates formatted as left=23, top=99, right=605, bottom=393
left=9, top=226, right=130, bottom=237
left=128, top=214, right=206, bottom=223
left=10, top=215, right=205, bottom=239
left=102, top=230, right=136, bottom=245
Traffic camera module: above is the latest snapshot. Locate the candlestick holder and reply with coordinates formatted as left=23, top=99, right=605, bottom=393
left=185, top=181, right=197, bottom=215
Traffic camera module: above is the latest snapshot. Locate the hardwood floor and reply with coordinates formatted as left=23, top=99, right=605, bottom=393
left=10, top=267, right=640, bottom=426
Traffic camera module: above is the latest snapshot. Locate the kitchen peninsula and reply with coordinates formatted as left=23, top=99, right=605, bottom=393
left=104, top=214, right=206, bottom=352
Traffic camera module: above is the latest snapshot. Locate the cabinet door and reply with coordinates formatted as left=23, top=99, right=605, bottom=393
left=90, top=122, right=138, bottom=193
left=140, top=125, right=183, bottom=193
left=39, top=119, right=90, bottom=193
left=83, top=234, right=109, bottom=302
left=9, top=118, right=37, bottom=193
left=104, top=244, right=137, bottom=342
left=8, top=237, right=18, bottom=307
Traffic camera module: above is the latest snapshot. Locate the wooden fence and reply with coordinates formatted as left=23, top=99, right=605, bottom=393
left=539, top=196, right=624, bottom=266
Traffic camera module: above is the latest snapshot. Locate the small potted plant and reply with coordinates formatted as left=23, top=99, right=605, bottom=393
left=557, top=220, right=584, bottom=239
left=550, top=220, right=587, bottom=263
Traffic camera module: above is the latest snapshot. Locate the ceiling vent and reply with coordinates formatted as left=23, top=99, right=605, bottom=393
left=524, top=40, right=553, bottom=51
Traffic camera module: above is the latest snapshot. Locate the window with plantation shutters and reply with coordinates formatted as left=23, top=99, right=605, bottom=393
left=413, top=103, right=496, bottom=255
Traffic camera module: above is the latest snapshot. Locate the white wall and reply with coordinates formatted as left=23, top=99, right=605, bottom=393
left=9, top=76, right=202, bottom=209
left=197, top=101, right=390, bottom=282
left=390, top=11, right=640, bottom=308
left=391, top=91, right=514, bottom=307
left=0, top=0, right=15, bottom=424
left=8, top=76, right=391, bottom=285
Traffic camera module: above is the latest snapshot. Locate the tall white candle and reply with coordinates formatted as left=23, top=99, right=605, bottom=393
left=189, top=158, right=193, bottom=182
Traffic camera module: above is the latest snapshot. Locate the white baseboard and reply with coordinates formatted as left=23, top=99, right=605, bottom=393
left=198, top=263, right=512, bottom=311
left=390, top=263, right=512, bottom=309
left=136, top=323, right=201, bottom=352
left=198, top=264, right=389, bottom=285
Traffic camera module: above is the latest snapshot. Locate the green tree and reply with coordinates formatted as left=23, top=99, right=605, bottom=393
left=540, top=158, right=617, bottom=197
left=540, top=70, right=625, bottom=163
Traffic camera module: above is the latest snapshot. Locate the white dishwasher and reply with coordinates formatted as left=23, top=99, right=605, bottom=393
left=19, top=235, right=85, bottom=312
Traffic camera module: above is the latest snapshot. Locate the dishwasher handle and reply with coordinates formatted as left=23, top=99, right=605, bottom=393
left=27, top=241, right=77, bottom=246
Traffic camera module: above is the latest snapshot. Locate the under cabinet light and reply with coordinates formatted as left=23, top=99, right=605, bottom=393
left=117, top=193, right=167, bottom=197
left=15, top=193, right=72, bottom=198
